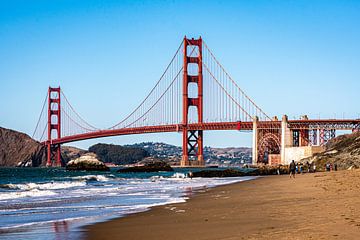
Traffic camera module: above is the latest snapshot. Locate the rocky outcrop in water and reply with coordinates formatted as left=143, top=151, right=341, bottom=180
left=66, top=153, right=109, bottom=171
left=0, top=127, right=47, bottom=167
left=117, top=158, right=173, bottom=173
left=61, top=146, right=87, bottom=164
left=89, top=143, right=149, bottom=165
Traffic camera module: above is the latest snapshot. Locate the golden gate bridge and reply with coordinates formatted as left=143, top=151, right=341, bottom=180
left=32, top=37, right=360, bottom=167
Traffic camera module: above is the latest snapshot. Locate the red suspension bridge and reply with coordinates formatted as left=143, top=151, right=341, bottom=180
left=32, top=37, right=360, bottom=167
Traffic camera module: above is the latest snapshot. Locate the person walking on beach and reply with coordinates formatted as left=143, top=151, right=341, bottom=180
left=289, top=160, right=296, bottom=178
left=306, top=161, right=311, bottom=173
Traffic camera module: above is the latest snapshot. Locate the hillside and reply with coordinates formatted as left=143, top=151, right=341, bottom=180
left=89, top=143, right=149, bottom=165
left=0, top=127, right=46, bottom=167
left=126, top=142, right=252, bottom=166
left=308, top=132, right=360, bottom=170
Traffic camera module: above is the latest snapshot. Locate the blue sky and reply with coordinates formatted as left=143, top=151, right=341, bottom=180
left=0, top=0, right=359, bottom=149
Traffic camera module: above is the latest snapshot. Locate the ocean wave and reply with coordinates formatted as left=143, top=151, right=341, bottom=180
left=71, top=175, right=115, bottom=182
left=0, top=189, right=57, bottom=200
left=0, top=183, right=18, bottom=190
left=149, top=173, right=187, bottom=182
left=171, top=172, right=187, bottom=179
left=0, top=181, right=86, bottom=191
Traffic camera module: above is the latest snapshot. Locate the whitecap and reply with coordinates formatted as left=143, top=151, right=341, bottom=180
left=0, top=189, right=57, bottom=200
left=72, top=175, right=114, bottom=182
left=0, top=181, right=86, bottom=191
left=171, top=172, right=187, bottom=179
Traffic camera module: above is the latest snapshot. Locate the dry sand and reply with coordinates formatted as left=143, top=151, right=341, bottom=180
left=85, top=170, right=360, bottom=240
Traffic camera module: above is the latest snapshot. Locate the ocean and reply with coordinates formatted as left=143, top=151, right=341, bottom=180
left=0, top=167, right=256, bottom=240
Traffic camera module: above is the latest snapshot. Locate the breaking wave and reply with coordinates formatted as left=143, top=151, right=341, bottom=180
left=0, top=189, right=57, bottom=200
left=0, top=181, right=86, bottom=191
left=71, top=175, right=115, bottom=182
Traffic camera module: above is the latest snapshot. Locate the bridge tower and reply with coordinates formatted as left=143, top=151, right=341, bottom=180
left=47, top=87, right=62, bottom=167
left=181, top=37, right=204, bottom=167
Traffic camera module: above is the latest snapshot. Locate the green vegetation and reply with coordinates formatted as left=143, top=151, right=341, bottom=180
left=88, top=143, right=149, bottom=165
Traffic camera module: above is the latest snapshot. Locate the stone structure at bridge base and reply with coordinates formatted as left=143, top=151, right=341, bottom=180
left=279, top=115, right=325, bottom=165
left=180, top=155, right=204, bottom=167
left=282, top=146, right=324, bottom=165
left=280, top=115, right=292, bottom=165
left=252, top=116, right=259, bottom=165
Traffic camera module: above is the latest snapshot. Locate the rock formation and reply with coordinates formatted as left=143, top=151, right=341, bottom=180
left=0, top=127, right=46, bottom=167
left=66, top=153, right=109, bottom=171
left=305, top=132, right=360, bottom=170
left=117, top=158, right=173, bottom=172
left=61, top=146, right=87, bottom=164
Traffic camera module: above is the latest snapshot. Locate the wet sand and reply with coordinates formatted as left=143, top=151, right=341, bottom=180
left=85, top=170, right=360, bottom=240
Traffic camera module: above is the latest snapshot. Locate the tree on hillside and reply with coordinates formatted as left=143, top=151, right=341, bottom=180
left=88, top=143, right=149, bottom=165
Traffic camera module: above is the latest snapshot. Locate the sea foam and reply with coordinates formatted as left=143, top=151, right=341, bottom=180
left=0, top=181, right=86, bottom=191
left=0, top=189, right=57, bottom=200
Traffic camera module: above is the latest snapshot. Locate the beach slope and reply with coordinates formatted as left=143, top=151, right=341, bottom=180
left=86, top=170, right=360, bottom=240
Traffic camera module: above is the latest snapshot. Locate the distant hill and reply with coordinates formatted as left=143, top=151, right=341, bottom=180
left=0, top=127, right=46, bottom=167
left=126, top=142, right=252, bottom=166
left=88, top=143, right=149, bottom=165
left=307, top=132, right=360, bottom=170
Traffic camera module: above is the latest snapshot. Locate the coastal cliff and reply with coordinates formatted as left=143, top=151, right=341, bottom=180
left=307, top=132, right=360, bottom=170
left=0, top=126, right=93, bottom=167
left=0, top=127, right=46, bottom=167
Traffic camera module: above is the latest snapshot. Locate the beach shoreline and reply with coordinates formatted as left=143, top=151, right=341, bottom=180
left=85, top=170, right=360, bottom=240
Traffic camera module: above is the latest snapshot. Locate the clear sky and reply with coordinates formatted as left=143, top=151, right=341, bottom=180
left=0, top=0, right=359, bottom=149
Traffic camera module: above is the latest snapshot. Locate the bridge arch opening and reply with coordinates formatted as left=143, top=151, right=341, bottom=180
left=51, top=115, right=59, bottom=125
left=188, top=82, right=198, bottom=98
left=188, top=106, right=199, bottom=123
left=258, top=132, right=281, bottom=164
left=187, top=63, right=199, bottom=76
left=186, top=45, right=199, bottom=57
left=50, top=102, right=59, bottom=110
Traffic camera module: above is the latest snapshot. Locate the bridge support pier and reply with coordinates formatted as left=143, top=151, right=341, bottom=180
left=181, top=37, right=204, bottom=167
left=252, top=117, right=258, bottom=165
left=47, top=143, right=61, bottom=167
left=46, top=87, right=62, bottom=167
left=281, top=115, right=292, bottom=165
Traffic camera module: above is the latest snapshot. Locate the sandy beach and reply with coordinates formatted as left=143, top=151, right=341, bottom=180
left=85, top=170, right=360, bottom=240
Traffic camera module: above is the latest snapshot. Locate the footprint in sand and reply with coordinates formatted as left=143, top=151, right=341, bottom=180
left=175, top=210, right=185, bottom=213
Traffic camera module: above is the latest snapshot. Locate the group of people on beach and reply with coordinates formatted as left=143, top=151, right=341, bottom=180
left=289, top=160, right=317, bottom=178
left=325, top=162, right=337, bottom=171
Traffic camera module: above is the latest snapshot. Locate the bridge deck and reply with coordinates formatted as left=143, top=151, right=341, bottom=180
left=43, top=119, right=360, bottom=145
left=44, top=121, right=254, bottom=145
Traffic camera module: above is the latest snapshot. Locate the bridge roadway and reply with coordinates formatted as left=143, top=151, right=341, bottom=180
left=44, top=121, right=254, bottom=145
left=42, top=119, right=360, bottom=145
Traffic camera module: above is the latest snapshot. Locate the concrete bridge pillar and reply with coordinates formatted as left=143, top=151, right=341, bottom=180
left=252, top=116, right=259, bottom=165
left=281, top=115, right=292, bottom=165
